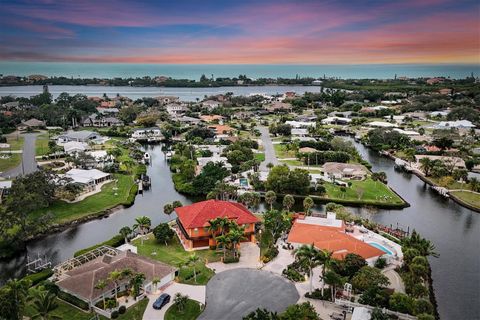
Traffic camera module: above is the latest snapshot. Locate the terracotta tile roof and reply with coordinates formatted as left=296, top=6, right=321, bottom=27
left=288, top=222, right=384, bottom=260
left=56, top=250, right=175, bottom=302
left=208, top=125, right=234, bottom=134
left=175, top=200, right=259, bottom=229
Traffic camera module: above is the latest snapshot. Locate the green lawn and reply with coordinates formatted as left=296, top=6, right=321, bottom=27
left=254, top=153, right=265, bottom=161
left=32, top=174, right=135, bottom=224
left=165, top=299, right=203, bottom=320
left=273, top=144, right=296, bottom=158
left=450, top=191, right=480, bottom=209
left=116, top=298, right=149, bottom=320
left=25, top=298, right=95, bottom=320
left=322, top=178, right=404, bottom=205
left=6, top=134, right=24, bottom=150
left=0, top=153, right=21, bottom=172
left=279, top=159, right=303, bottom=166
left=133, top=234, right=220, bottom=285
left=35, top=133, right=50, bottom=156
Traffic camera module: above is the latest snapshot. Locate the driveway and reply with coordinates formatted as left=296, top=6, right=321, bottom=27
left=143, top=283, right=205, bottom=320
left=207, top=242, right=261, bottom=273
left=198, top=268, right=299, bottom=320
left=257, top=126, right=279, bottom=172
left=1, top=133, right=38, bottom=178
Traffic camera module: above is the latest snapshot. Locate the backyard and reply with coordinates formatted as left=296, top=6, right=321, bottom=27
left=133, top=234, right=221, bottom=285
left=0, top=153, right=21, bottom=172
left=450, top=190, right=480, bottom=209
left=31, top=174, right=135, bottom=224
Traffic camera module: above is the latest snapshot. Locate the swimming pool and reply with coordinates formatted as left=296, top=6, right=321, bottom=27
left=368, top=242, right=393, bottom=255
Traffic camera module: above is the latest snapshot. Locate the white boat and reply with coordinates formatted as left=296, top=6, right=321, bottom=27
left=143, top=152, right=150, bottom=163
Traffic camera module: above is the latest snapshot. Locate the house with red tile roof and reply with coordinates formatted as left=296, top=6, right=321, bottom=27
left=175, top=200, right=259, bottom=250
left=287, top=215, right=385, bottom=265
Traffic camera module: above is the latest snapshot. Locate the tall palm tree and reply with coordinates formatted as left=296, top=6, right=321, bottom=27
left=419, top=157, right=434, bottom=177
left=265, top=190, right=277, bottom=210
left=95, top=280, right=108, bottom=310
left=207, top=218, right=221, bottom=239
left=129, top=273, right=146, bottom=298
left=6, top=278, right=31, bottom=320
left=108, top=270, right=123, bottom=300
left=216, top=217, right=230, bottom=236
left=187, top=254, right=200, bottom=283
left=30, top=290, right=61, bottom=320
left=282, top=194, right=295, bottom=212
left=133, top=216, right=152, bottom=245
left=303, top=197, right=314, bottom=215
left=119, top=226, right=132, bottom=244
left=228, top=227, right=246, bottom=259
left=294, top=244, right=323, bottom=293
left=215, top=234, right=230, bottom=260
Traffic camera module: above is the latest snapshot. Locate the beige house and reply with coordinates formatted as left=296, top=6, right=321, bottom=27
left=322, top=162, right=368, bottom=180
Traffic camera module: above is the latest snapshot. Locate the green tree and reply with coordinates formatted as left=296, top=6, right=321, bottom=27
left=30, top=289, right=61, bottom=320
left=3, top=278, right=31, bottom=320
left=351, top=266, right=390, bottom=292
left=133, top=216, right=152, bottom=245
left=163, top=203, right=174, bottom=216
left=322, top=270, right=346, bottom=301
left=173, top=293, right=189, bottom=313
left=419, top=158, right=434, bottom=177
left=265, top=190, right=277, bottom=210
left=95, top=280, right=108, bottom=310
left=153, top=223, right=174, bottom=245
left=228, top=225, right=246, bottom=258
left=294, top=244, right=323, bottom=293
left=389, top=292, right=415, bottom=315
left=303, top=197, right=314, bottom=215
left=129, top=272, right=146, bottom=298
left=172, top=200, right=182, bottom=208
left=282, top=194, right=295, bottom=212
left=187, top=254, right=200, bottom=283
left=108, top=270, right=123, bottom=300
left=119, top=226, right=132, bottom=244
left=280, top=302, right=319, bottom=320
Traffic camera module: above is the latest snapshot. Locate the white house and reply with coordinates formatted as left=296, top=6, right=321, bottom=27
left=131, top=127, right=163, bottom=140
left=367, top=121, right=398, bottom=128
left=434, top=120, right=475, bottom=129
left=57, top=131, right=101, bottom=144
left=63, top=141, right=90, bottom=154
left=291, top=128, right=309, bottom=137
left=64, top=168, right=111, bottom=186
left=321, top=117, right=352, bottom=125
left=285, top=120, right=316, bottom=128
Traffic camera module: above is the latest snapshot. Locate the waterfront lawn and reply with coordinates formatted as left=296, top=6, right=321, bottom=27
left=322, top=178, right=404, bottom=205
left=133, top=234, right=220, bottom=285
left=273, top=144, right=296, bottom=158
left=165, top=299, right=203, bottom=320
left=35, top=133, right=50, bottom=156
left=31, top=174, right=135, bottom=224
left=450, top=191, right=480, bottom=209
left=0, top=153, right=21, bottom=172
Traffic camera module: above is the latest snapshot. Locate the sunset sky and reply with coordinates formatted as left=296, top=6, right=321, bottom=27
left=1, top=0, right=479, bottom=64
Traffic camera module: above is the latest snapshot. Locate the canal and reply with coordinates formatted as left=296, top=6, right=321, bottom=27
left=1, top=141, right=478, bottom=319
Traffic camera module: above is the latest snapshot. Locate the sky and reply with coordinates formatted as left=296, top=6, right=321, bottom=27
left=0, top=0, right=479, bottom=65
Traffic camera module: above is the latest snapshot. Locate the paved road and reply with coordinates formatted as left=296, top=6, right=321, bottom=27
left=198, top=268, right=299, bottom=320
left=257, top=126, right=279, bottom=172
left=1, top=133, right=38, bottom=178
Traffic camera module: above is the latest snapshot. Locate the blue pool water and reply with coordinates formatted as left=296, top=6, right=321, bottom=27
left=368, top=242, right=393, bottom=255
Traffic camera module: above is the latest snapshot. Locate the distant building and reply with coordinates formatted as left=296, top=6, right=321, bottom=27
left=18, top=118, right=46, bottom=130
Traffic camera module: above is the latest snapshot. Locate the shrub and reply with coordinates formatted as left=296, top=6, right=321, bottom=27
left=23, top=268, right=54, bottom=286
left=305, top=288, right=332, bottom=301
left=111, top=310, right=119, bottom=319
left=118, top=305, right=126, bottom=314
left=261, top=246, right=279, bottom=263
left=282, top=266, right=304, bottom=282
left=58, top=290, right=89, bottom=310
left=374, top=257, right=387, bottom=269
left=74, top=234, right=124, bottom=257
left=124, top=183, right=139, bottom=206
left=40, top=280, right=60, bottom=295
left=224, top=256, right=240, bottom=264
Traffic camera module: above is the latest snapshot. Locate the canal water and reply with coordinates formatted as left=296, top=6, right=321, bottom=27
left=0, top=142, right=478, bottom=319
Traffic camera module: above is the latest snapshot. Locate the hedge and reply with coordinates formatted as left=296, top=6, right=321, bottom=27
left=58, top=290, right=90, bottom=310
left=23, top=268, right=54, bottom=286
left=73, top=234, right=124, bottom=257
left=124, top=183, right=139, bottom=206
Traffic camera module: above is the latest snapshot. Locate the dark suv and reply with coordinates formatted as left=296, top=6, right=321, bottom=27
left=152, top=293, right=171, bottom=310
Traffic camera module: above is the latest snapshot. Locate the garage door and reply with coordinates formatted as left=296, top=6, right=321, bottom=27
left=193, top=239, right=209, bottom=248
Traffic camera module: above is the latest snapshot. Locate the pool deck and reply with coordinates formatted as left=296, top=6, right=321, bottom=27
left=349, top=227, right=403, bottom=261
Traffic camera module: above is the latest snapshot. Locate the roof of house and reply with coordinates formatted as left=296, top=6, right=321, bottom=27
left=208, top=125, right=233, bottom=134
left=65, top=169, right=110, bottom=184
left=299, top=147, right=318, bottom=153
left=287, top=222, right=384, bottom=260
left=56, top=250, right=175, bottom=302
left=323, top=162, right=368, bottom=176
left=60, top=131, right=98, bottom=140
left=63, top=141, right=89, bottom=153
left=21, top=118, right=45, bottom=127
left=200, top=115, right=223, bottom=122
left=175, top=200, right=259, bottom=229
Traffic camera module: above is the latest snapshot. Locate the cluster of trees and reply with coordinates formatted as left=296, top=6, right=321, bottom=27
left=366, top=128, right=412, bottom=150
left=223, top=139, right=260, bottom=173
left=266, top=165, right=310, bottom=195
left=243, top=302, right=319, bottom=320
left=299, top=150, right=350, bottom=166
left=269, top=123, right=292, bottom=136
left=209, top=218, right=247, bottom=261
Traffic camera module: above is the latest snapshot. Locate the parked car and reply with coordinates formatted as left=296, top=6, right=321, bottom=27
left=152, top=293, right=171, bottom=310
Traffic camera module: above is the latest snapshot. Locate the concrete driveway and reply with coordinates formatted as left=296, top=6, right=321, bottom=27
left=207, top=242, right=261, bottom=273
left=198, top=268, right=299, bottom=320
left=143, top=283, right=205, bottom=320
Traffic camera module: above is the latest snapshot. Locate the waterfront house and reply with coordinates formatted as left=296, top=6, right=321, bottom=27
left=323, top=162, right=368, bottom=180
left=200, top=115, right=224, bottom=123
left=64, top=168, right=111, bottom=187
left=291, top=128, right=309, bottom=137
left=57, top=131, right=101, bottom=144
left=414, top=155, right=466, bottom=169
left=434, top=120, right=475, bottom=130
left=208, top=124, right=234, bottom=136
left=131, top=127, right=163, bottom=141
left=321, top=116, right=352, bottom=125
left=285, top=120, right=316, bottom=128
left=287, top=214, right=385, bottom=265
left=174, top=200, right=259, bottom=250
left=196, top=156, right=232, bottom=174
left=201, top=100, right=221, bottom=110
left=166, top=103, right=187, bottom=115
left=55, top=248, right=176, bottom=312
left=265, top=101, right=292, bottom=113
left=63, top=141, right=90, bottom=154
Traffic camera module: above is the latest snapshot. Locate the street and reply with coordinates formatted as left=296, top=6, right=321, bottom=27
left=1, top=133, right=38, bottom=178
left=257, top=126, right=278, bottom=172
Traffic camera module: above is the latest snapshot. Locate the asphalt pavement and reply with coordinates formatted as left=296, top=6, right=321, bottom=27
left=258, top=126, right=279, bottom=172
left=1, top=133, right=38, bottom=178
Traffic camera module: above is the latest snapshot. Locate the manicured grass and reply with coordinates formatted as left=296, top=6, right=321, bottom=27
left=273, top=144, right=296, bottom=158
left=279, top=159, right=303, bottom=166
left=165, top=299, right=203, bottom=320
left=254, top=153, right=265, bottom=161
left=116, top=298, right=149, bottom=320
left=32, top=174, right=135, bottom=224
left=0, top=153, right=21, bottom=172
left=133, top=234, right=221, bottom=285
left=25, top=298, right=96, bottom=320
left=35, top=133, right=50, bottom=156
left=450, top=191, right=480, bottom=209
left=6, top=134, right=24, bottom=150
left=322, top=178, right=404, bottom=205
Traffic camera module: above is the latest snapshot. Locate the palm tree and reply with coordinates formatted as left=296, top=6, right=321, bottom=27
left=251, top=192, right=261, bottom=208
left=322, top=270, right=346, bottom=302
left=419, top=157, right=434, bottom=177
left=470, top=177, right=480, bottom=192
left=228, top=226, right=246, bottom=259
left=172, top=200, right=182, bottom=208
left=294, top=244, right=323, bottom=293
left=152, top=277, right=160, bottom=293
left=163, top=203, right=174, bottom=216
left=6, top=278, right=31, bottom=320
left=207, top=218, right=221, bottom=239
left=130, top=273, right=146, bottom=298
left=319, top=250, right=333, bottom=295
left=119, top=226, right=132, bottom=244
left=108, top=270, right=123, bottom=300
left=265, top=190, right=277, bottom=210
left=30, top=290, right=61, bottom=320
left=95, top=280, right=108, bottom=310
left=187, top=254, right=200, bottom=283
left=303, top=197, right=314, bottom=215
left=215, top=217, right=230, bottom=236
left=215, top=234, right=230, bottom=260
left=174, top=293, right=189, bottom=313
left=133, top=216, right=152, bottom=245
left=282, top=194, right=295, bottom=212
